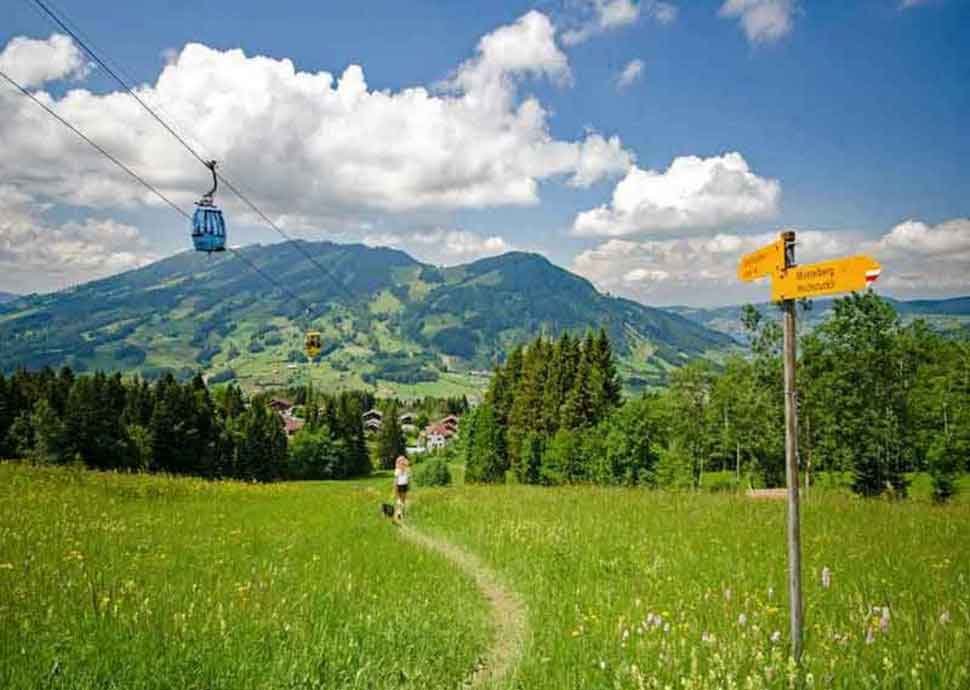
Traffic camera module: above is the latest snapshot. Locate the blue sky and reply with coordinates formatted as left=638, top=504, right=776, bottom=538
left=1, top=0, right=968, bottom=305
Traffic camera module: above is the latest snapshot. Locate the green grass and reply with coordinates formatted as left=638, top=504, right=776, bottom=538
left=4, top=463, right=968, bottom=689
left=369, top=290, right=403, bottom=316
left=0, top=464, right=488, bottom=690
left=413, top=480, right=970, bottom=690
left=376, top=372, right=489, bottom=400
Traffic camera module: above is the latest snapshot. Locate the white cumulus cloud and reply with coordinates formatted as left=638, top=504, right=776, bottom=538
left=0, top=33, right=88, bottom=88
left=0, top=185, right=157, bottom=293
left=573, top=218, right=970, bottom=305
left=572, top=152, right=780, bottom=237
left=572, top=229, right=847, bottom=303
left=616, top=59, right=645, bottom=89
left=876, top=218, right=970, bottom=257
left=719, top=0, right=796, bottom=44
left=363, top=228, right=513, bottom=266
left=871, top=218, right=970, bottom=292
left=0, top=16, right=631, bottom=232
left=562, top=1, right=676, bottom=46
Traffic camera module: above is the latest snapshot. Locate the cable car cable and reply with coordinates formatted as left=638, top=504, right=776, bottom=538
left=21, top=0, right=219, bottom=167
left=0, top=68, right=314, bottom=316
left=30, top=0, right=210, bottom=169
left=29, top=0, right=358, bottom=305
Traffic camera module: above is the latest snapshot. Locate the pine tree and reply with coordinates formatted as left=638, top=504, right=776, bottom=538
left=376, top=402, right=406, bottom=470
left=0, top=374, right=12, bottom=458
left=516, top=431, right=544, bottom=484
left=235, top=397, right=286, bottom=482
left=464, top=403, right=507, bottom=483
left=541, top=333, right=572, bottom=435
left=592, top=328, right=622, bottom=415
left=508, top=337, right=549, bottom=471
left=29, top=398, right=67, bottom=464
left=562, top=335, right=594, bottom=429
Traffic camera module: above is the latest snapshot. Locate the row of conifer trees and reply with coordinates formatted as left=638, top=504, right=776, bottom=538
left=0, top=370, right=371, bottom=481
left=461, top=294, right=969, bottom=500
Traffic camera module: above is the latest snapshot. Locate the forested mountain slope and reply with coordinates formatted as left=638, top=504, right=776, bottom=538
left=0, top=241, right=731, bottom=394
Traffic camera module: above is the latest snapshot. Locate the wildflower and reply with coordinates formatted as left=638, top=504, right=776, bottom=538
left=821, top=567, right=831, bottom=589
left=770, top=630, right=781, bottom=644
left=738, top=613, right=748, bottom=627
left=865, top=627, right=876, bottom=645
left=940, top=610, right=951, bottom=625
left=767, top=586, right=774, bottom=600
left=0, top=563, right=13, bottom=570
left=724, top=588, right=732, bottom=602
left=880, top=607, right=890, bottom=633
left=702, top=631, right=715, bottom=644
left=599, top=660, right=607, bottom=670
left=662, top=622, right=670, bottom=634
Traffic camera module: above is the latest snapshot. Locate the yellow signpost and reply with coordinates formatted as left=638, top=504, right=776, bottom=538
left=737, top=238, right=785, bottom=282
left=771, top=255, right=882, bottom=302
left=737, top=231, right=882, bottom=665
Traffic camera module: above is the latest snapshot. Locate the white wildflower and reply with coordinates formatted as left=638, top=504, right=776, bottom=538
left=880, top=607, right=890, bottom=633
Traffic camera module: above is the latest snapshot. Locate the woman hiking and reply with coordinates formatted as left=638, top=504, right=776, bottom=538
left=393, top=455, right=410, bottom=521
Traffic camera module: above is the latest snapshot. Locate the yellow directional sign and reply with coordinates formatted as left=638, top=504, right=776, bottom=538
left=737, top=239, right=785, bottom=282
left=771, top=255, right=881, bottom=302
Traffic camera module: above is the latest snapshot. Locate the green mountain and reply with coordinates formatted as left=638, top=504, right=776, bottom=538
left=0, top=241, right=731, bottom=396
left=669, top=296, right=970, bottom=342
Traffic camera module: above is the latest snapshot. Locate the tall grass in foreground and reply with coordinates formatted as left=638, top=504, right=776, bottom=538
left=416, top=484, right=970, bottom=690
left=0, top=464, right=488, bottom=690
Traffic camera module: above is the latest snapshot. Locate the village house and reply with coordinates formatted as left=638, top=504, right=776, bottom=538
left=423, top=414, right=460, bottom=451
left=283, top=416, right=305, bottom=438
left=425, top=423, right=455, bottom=451
left=269, top=399, right=294, bottom=415
left=362, top=408, right=383, bottom=433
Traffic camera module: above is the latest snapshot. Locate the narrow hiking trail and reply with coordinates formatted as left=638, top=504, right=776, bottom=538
left=399, top=525, right=527, bottom=689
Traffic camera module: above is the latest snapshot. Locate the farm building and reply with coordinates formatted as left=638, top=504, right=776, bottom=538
left=424, top=417, right=460, bottom=451
left=283, top=417, right=305, bottom=437
left=269, top=399, right=293, bottom=414
left=362, top=408, right=383, bottom=433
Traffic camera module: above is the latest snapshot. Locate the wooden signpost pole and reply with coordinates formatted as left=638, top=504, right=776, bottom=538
left=781, top=230, right=803, bottom=663
left=738, top=231, right=882, bottom=666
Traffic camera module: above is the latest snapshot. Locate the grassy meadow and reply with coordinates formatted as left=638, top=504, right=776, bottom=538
left=0, top=464, right=487, bottom=690
left=2, top=463, right=968, bottom=689
left=415, top=481, right=970, bottom=690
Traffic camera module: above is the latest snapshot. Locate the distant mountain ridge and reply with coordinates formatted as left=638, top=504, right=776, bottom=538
left=0, top=242, right=732, bottom=394
left=669, top=296, right=970, bottom=342
left=0, top=291, right=18, bottom=304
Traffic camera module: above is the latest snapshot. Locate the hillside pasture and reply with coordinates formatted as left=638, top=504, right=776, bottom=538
left=415, top=482, right=970, bottom=690
left=0, top=465, right=487, bottom=690
left=2, top=465, right=968, bottom=689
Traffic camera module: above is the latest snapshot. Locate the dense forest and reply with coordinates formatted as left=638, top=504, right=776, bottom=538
left=462, top=293, right=969, bottom=501
left=3, top=292, right=967, bottom=498
left=0, top=371, right=372, bottom=481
